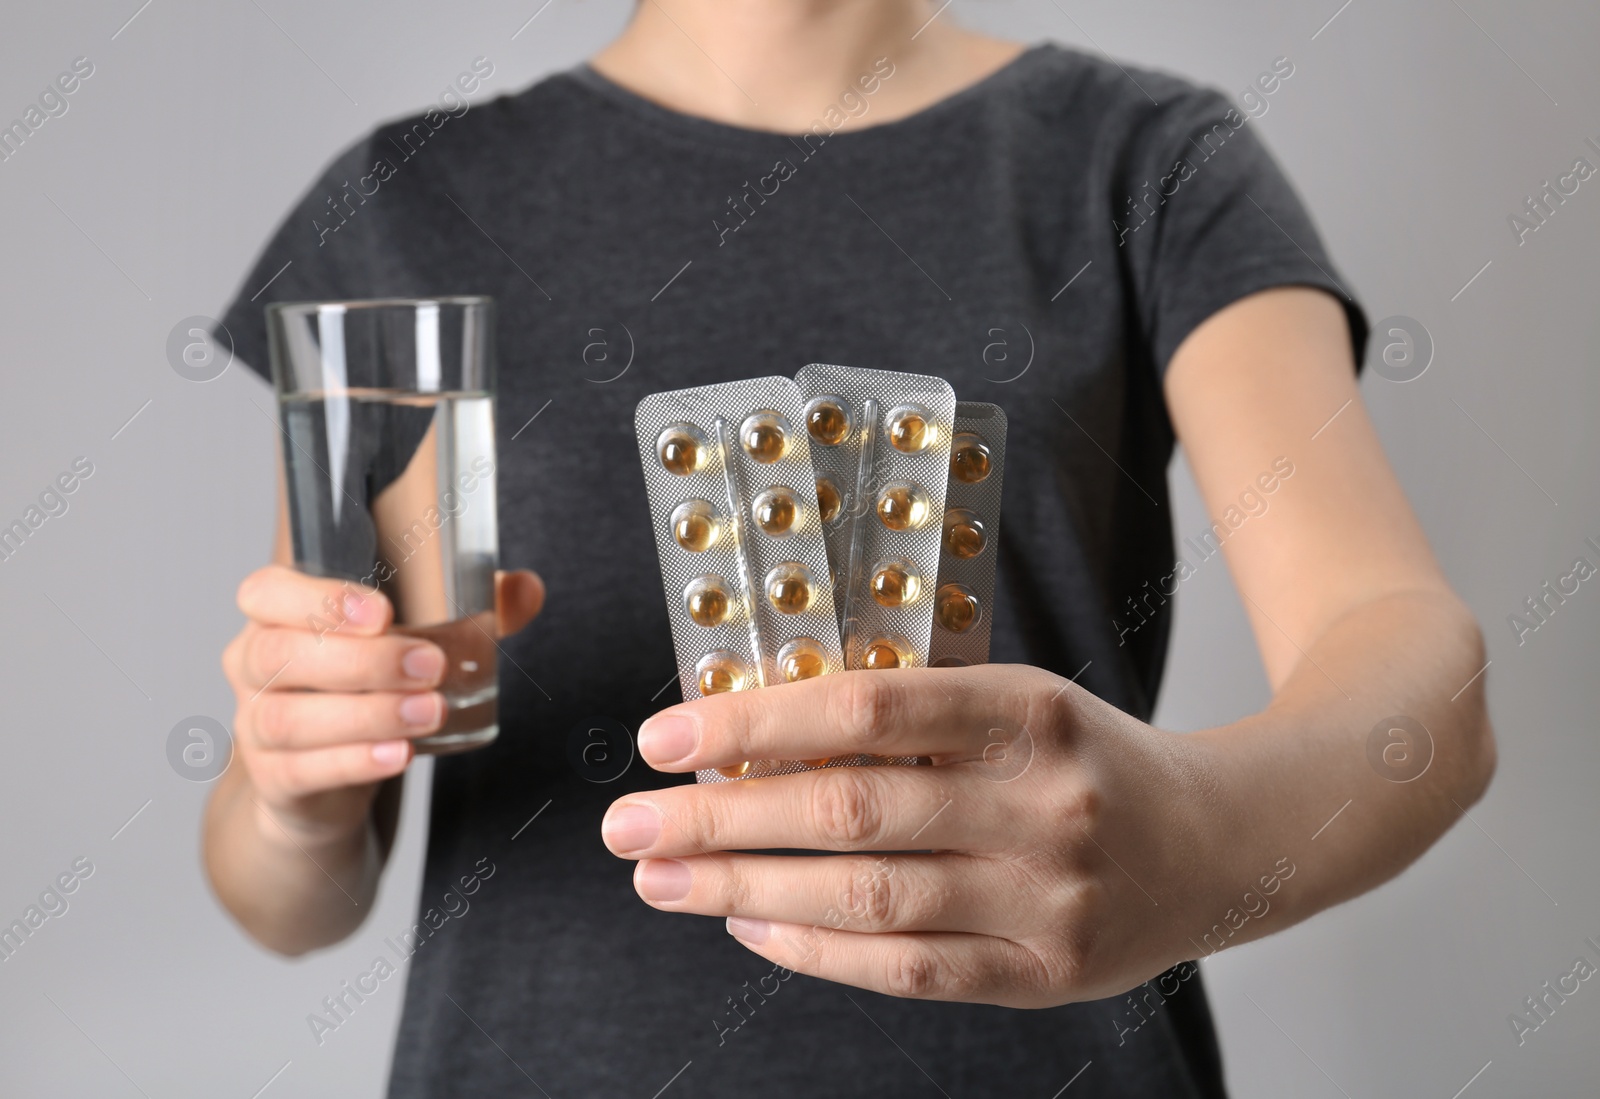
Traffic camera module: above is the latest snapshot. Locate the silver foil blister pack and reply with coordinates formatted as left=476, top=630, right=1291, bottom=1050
left=795, top=364, right=957, bottom=671
left=636, top=377, right=848, bottom=784
left=928, top=402, right=1007, bottom=667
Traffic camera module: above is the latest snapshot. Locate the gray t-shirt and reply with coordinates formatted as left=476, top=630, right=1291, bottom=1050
left=219, top=43, right=1365, bottom=1098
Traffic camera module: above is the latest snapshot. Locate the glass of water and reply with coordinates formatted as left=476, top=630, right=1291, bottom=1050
left=266, top=297, right=500, bottom=754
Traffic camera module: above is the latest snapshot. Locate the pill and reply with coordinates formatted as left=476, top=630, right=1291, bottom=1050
left=752, top=486, right=798, bottom=536
left=876, top=482, right=931, bottom=531
left=671, top=499, right=718, bottom=552
left=950, top=433, right=992, bottom=483
left=741, top=411, right=789, bottom=463
left=862, top=637, right=908, bottom=670
left=869, top=559, right=922, bottom=607
left=816, top=476, right=842, bottom=524
left=886, top=405, right=934, bottom=453
left=934, top=583, right=979, bottom=632
left=801, top=759, right=832, bottom=767
left=778, top=637, right=828, bottom=682
left=942, top=508, right=986, bottom=558
left=658, top=425, right=707, bottom=475
left=717, top=761, right=753, bottom=779
left=805, top=398, right=851, bottom=446
left=696, top=651, right=748, bottom=695
left=684, top=576, right=733, bottom=627
left=765, top=563, right=814, bottom=614
left=931, top=656, right=971, bottom=667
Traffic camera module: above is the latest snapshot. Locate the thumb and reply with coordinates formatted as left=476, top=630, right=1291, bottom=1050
left=495, top=569, right=545, bottom=637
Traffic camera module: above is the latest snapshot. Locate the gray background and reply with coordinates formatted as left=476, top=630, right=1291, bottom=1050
left=0, top=0, right=1594, bottom=1095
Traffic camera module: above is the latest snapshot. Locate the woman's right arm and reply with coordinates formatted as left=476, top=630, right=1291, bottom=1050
left=203, top=460, right=542, bottom=955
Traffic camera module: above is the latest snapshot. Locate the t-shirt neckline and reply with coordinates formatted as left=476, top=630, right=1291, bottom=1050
left=562, top=42, right=1050, bottom=151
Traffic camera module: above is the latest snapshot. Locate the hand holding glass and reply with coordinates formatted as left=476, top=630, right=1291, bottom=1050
left=266, top=297, right=501, bottom=754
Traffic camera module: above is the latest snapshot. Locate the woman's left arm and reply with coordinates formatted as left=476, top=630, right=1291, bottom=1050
left=1156, top=284, right=1495, bottom=945
left=601, top=286, right=1495, bottom=1006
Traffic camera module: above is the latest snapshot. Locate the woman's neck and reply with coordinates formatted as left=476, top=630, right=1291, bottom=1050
left=590, top=0, right=1025, bottom=133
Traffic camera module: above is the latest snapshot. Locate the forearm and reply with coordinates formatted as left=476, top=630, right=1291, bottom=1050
left=202, top=762, right=384, bottom=955
left=1184, top=588, right=1495, bottom=950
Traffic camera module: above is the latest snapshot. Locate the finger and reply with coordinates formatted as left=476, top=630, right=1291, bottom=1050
left=636, top=665, right=1042, bottom=772
left=237, top=626, right=446, bottom=692
left=632, top=852, right=1020, bottom=937
left=250, top=738, right=413, bottom=802
left=495, top=569, right=545, bottom=637
left=237, top=564, right=392, bottom=636
left=601, top=763, right=1008, bottom=857
left=723, top=920, right=1049, bottom=1008
left=246, top=690, right=445, bottom=751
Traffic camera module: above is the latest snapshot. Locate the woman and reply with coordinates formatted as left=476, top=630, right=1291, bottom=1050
left=205, top=2, right=1495, bottom=1095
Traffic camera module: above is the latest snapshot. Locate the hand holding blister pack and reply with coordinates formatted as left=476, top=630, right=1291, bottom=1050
left=635, top=378, right=849, bottom=784
left=637, top=371, right=1005, bottom=785
left=795, top=364, right=957, bottom=671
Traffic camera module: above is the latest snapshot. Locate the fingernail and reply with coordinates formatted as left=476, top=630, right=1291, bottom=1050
left=726, top=917, right=770, bottom=945
left=344, top=592, right=378, bottom=627
left=635, top=859, right=692, bottom=902
left=402, top=645, right=445, bottom=682
left=399, top=693, right=441, bottom=728
left=601, top=803, right=662, bottom=854
left=372, top=740, right=409, bottom=767
left=638, top=715, right=698, bottom=766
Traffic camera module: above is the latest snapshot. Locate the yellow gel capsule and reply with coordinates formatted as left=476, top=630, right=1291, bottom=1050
left=816, top=477, right=842, bottom=524
left=684, top=576, right=733, bottom=628
left=801, top=758, right=832, bottom=768
left=784, top=651, right=826, bottom=680
left=931, top=655, right=970, bottom=668
left=741, top=411, right=789, bottom=463
left=950, top=433, right=992, bottom=484
left=765, top=563, right=813, bottom=614
left=862, top=639, right=906, bottom=670
left=752, top=487, right=798, bottom=536
left=671, top=500, right=718, bottom=552
left=658, top=425, right=706, bottom=475
left=869, top=560, right=921, bottom=607
left=876, top=483, right=930, bottom=531
left=805, top=398, right=851, bottom=446
left=942, top=508, right=986, bottom=559
left=778, top=638, right=827, bottom=682
left=886, top=405, right=933, bottom=453
left=934, top=583, right=979, bottom=633
left=717, top=761, right=753, bottom=779
left=696, top=651, right=748, bottom=695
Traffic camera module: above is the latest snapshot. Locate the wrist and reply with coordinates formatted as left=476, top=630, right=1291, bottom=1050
left=249, top=788, right=374, bottom=859
left=1168, top=721, right=1303, bottom=958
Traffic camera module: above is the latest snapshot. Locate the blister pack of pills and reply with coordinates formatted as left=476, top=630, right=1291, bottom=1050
left=928, top=402, right=1007, bottom=667
left=795, top=364, right=957, bottom=671
left=636, top=377, right=852, bottom=784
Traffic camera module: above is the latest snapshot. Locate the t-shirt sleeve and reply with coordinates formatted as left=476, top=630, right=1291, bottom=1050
left=1114, top=87, right=1368, bottom=374
left=212, top=134, right=386, bottom=384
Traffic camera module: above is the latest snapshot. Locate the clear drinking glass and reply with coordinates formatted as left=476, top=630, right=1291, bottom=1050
left=266, top=297, right=500, bottom=754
